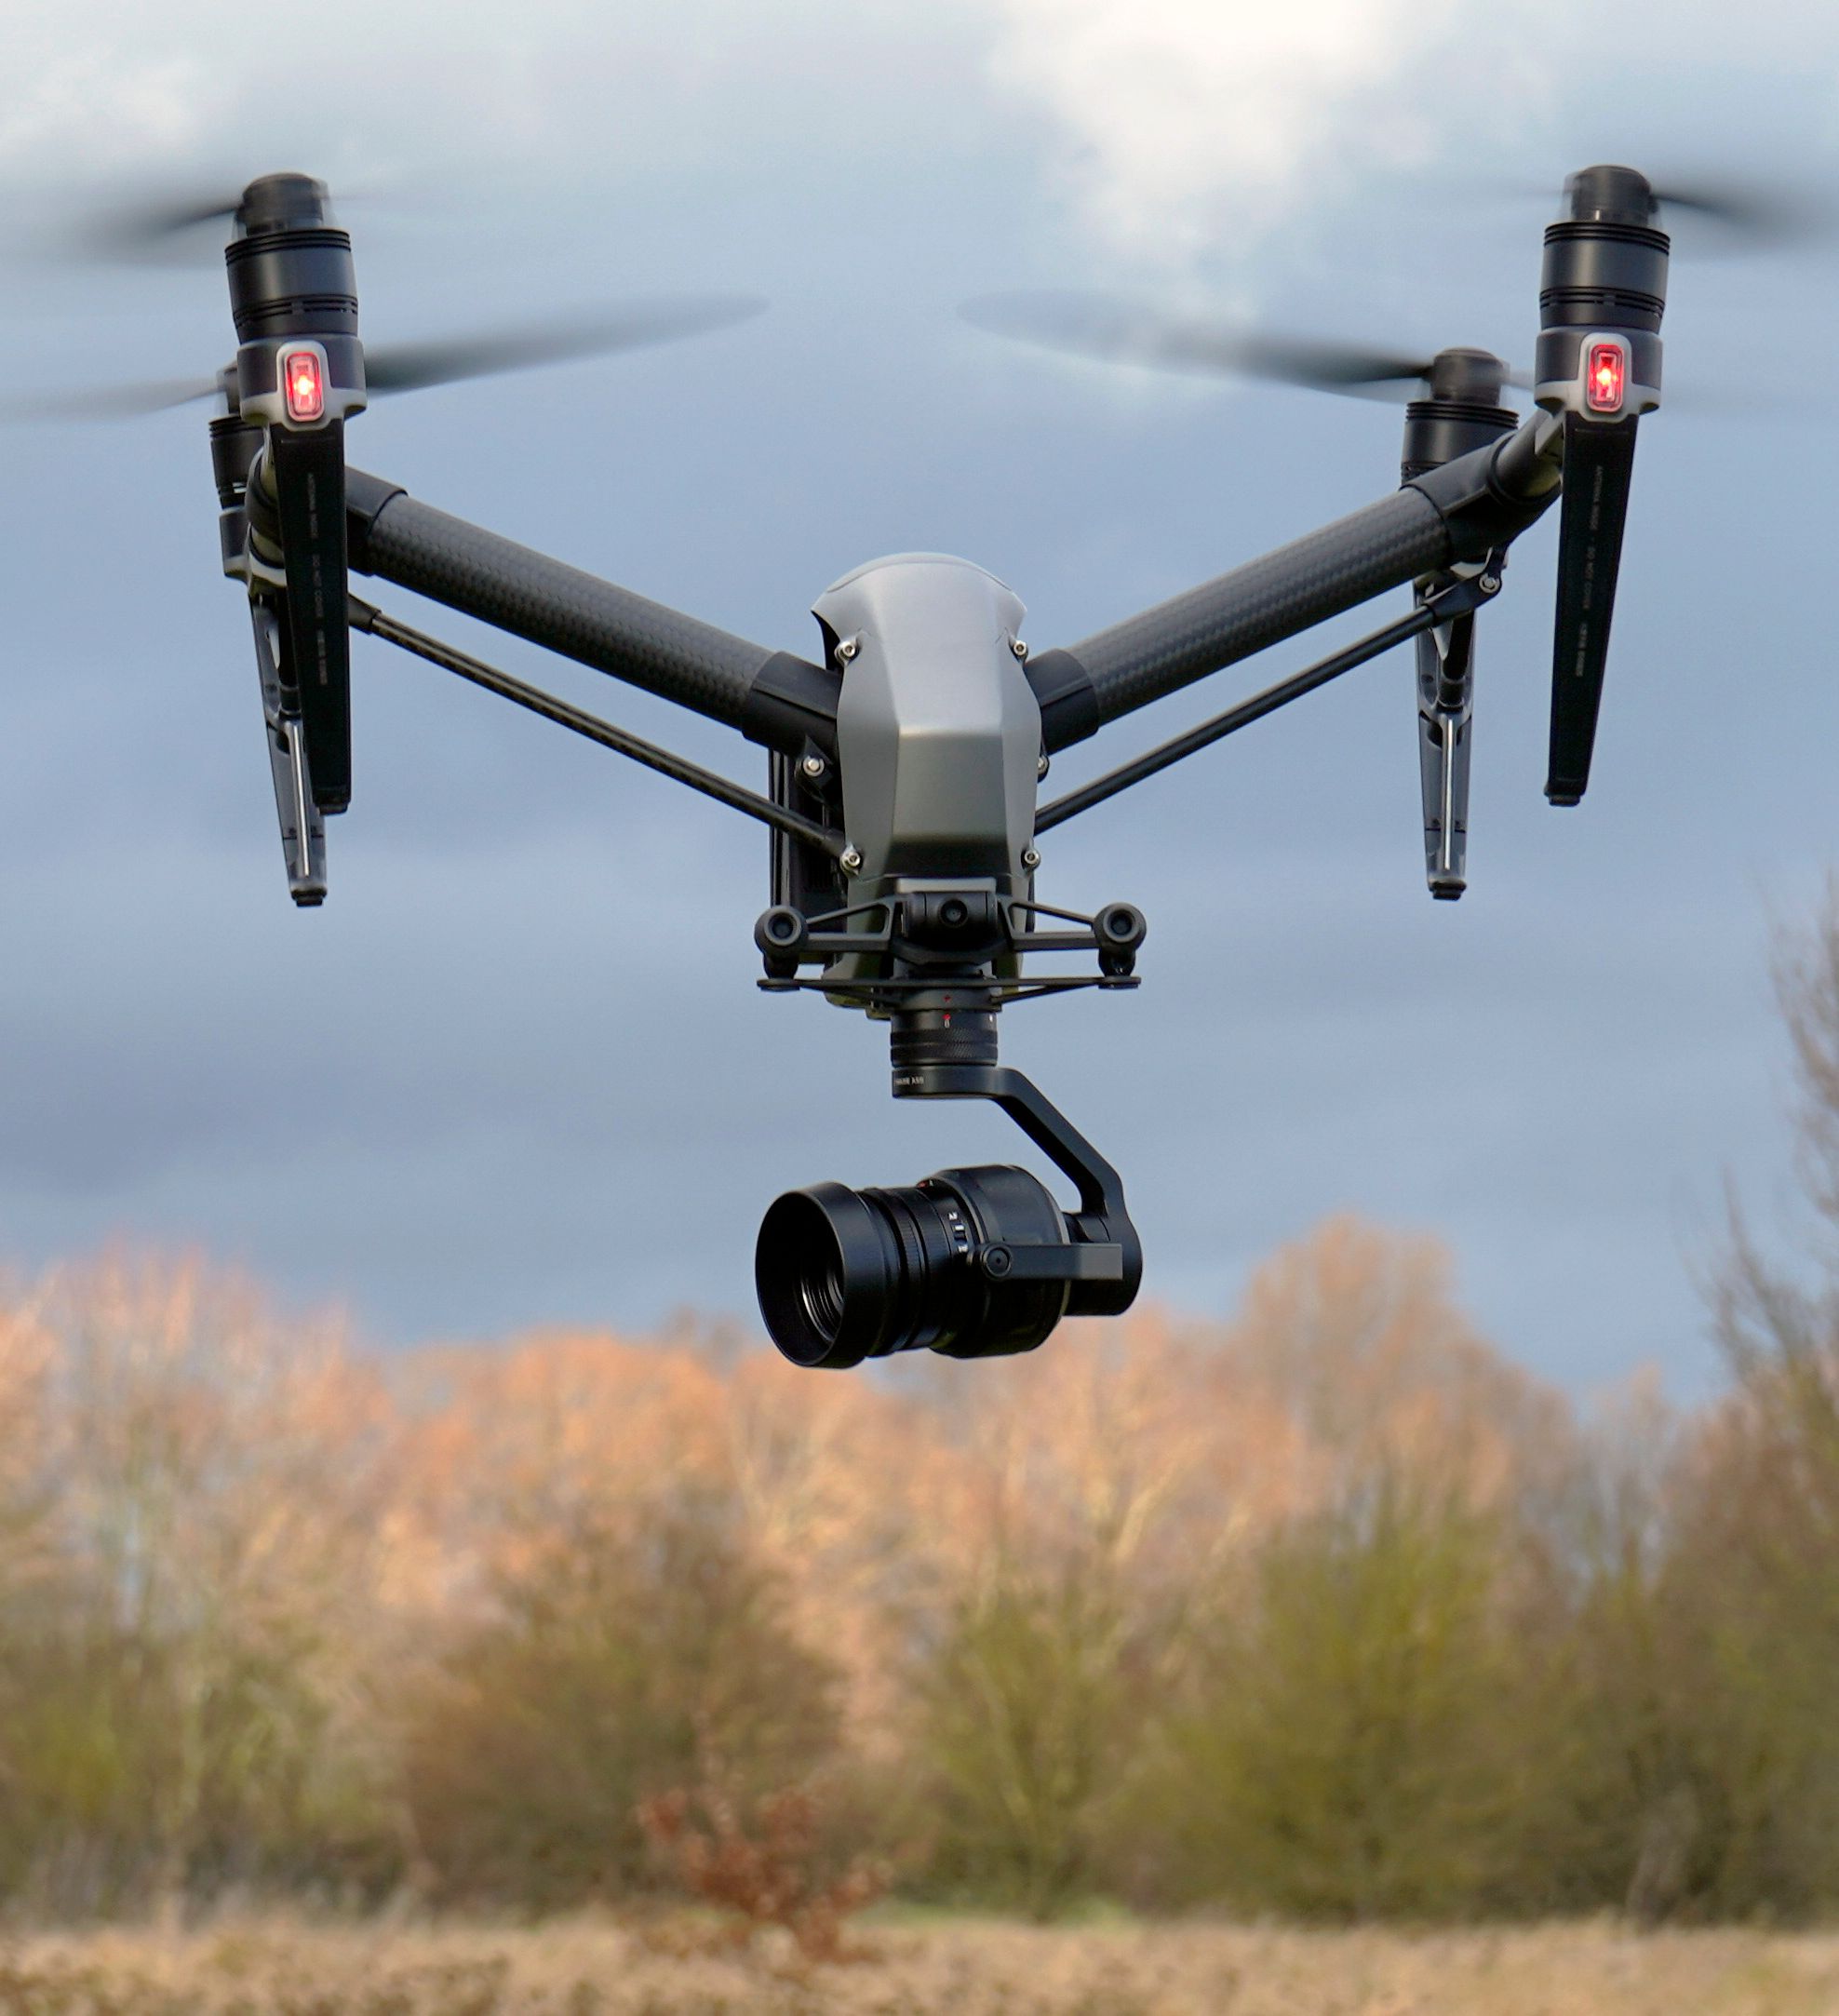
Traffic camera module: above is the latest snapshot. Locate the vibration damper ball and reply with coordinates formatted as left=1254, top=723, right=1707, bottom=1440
left=1094, top=901, right=1146, bottom=977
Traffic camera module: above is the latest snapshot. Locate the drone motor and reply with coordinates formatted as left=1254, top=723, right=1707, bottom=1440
left=1535, top=164, right=1669, bottom=806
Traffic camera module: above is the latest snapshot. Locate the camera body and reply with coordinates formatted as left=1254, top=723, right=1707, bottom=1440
left=758, top=1163, right=1082, bottom=1369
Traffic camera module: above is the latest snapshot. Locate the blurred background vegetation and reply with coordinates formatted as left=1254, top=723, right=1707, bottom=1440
left=3, top=898, right=1839, bottom=1929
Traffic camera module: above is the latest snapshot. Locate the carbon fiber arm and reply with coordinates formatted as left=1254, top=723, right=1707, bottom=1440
left=343, top=469, right=839, bottom=758
left=1027, top=416, right=1563, bottom=751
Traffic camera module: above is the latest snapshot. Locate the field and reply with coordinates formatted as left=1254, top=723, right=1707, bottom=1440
left=2, top=1918, right=1837, bottom=2016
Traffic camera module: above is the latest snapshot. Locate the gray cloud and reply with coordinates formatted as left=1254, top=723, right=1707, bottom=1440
left=0, top=0, right=1833, bottom=1398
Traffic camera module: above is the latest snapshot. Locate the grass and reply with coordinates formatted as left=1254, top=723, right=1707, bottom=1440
left=2, top=1917, right=1838, bottom=2015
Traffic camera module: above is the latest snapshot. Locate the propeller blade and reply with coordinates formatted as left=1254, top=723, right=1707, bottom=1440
left=6, top=294, right=765, bottom=423
left=61, top=186, right=246, bottom=264
left=963, top=291, right=1439, bottom=400
left=1644, top=177, right=1834, bottom=249
left=1493, top=166, right=1833, bottom=254
left=0, top=373, right=226, bottom=422
left=44, top=171, right=411, bottom=267
left=362, top=297, right=767, bottom=395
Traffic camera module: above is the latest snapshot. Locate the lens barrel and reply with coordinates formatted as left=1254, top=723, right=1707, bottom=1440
left=756, top=1163, right=1072, bottom=1369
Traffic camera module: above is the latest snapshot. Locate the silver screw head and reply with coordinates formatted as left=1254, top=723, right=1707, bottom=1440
left=800, top=754, right=826, bottom=779
left=840, top=846, right=864, bottom=874
left=1022, top=847, right=1041, bottom=871
left=837, top=637, right=860, bottom=663
left=1037, top=753, right=1050, bottom=780
left=1011, top=638, right=1029, bottom=659
left=1479, top=572, right=1501, bottom=594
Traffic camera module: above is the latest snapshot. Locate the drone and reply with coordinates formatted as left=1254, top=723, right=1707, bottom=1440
left=58, top=165, right=1689, bottom=1369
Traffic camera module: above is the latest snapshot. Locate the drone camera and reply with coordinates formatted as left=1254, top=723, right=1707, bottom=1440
left=757, top=1008, right=1141, bottom=1369
left=757, top=1148, right=1142, bottom=1370
left=756, top=1165, right=1087, bottom=1368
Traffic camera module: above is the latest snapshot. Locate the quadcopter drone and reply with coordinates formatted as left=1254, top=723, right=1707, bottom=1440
left=98, top=165, right=1677, bottom=1369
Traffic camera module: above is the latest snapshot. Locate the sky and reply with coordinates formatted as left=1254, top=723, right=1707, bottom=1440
left=2, top=0, right=1839, bottom=1395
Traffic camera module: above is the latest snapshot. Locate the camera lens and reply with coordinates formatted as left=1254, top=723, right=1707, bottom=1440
left=756, top=1165, right=1072, bottom=1369
left=800, top=1243, right=848, bottom=1339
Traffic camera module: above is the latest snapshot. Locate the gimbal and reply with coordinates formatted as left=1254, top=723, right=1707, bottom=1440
left=201, top=166, right=1665, bottom=1366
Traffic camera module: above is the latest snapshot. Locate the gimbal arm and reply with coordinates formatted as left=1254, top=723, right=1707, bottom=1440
left=343, top=469, right=839, bottom=759
left=1027, top=412, right=1563, bottom=752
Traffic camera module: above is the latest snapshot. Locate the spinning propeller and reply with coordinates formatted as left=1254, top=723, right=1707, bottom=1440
left=1496, top=167, right=1832, bottom=251
left=14, top=173, right=764, bottom=422
left=964, top=164, right=1816, bottom=891
left=9, top=301, right=765, bottom=420
left=966, top=297, right=1527, bottom=897
left=21, top=171, right=765, bottom=907
left=961, top=293, right=1530, bottom=406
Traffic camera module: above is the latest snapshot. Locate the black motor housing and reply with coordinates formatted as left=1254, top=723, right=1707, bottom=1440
left=1534, top=167, right=1668, bottom=807
left=227, top=174, right=366, bottom=815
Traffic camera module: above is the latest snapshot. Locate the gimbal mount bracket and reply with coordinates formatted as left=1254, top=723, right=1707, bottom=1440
left=752, top=884, right=1147, bottom=1008
left=890, top=1054, right=1139, bottom=1303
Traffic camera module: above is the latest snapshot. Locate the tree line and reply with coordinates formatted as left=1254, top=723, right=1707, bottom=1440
left=2, top=907, right=1837, bottom=1926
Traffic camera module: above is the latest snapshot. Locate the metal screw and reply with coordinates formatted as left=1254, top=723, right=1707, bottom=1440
left=840, top=846, right=863, bottom=874
left=1022, top=847, right=1040, bottom=871
left=1037, top=753, right=1050, bottom=780
left=800, top=753, right=826, bottom=780
left=838, top=637, right=860, bottom=663
left=1479, top=572, right=1501, bottom=595
left=1011, top=638, right=1029, bottom=659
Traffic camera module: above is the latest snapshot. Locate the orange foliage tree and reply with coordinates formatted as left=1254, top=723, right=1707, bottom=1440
left=1, top=1199, right=1830, bottom=1925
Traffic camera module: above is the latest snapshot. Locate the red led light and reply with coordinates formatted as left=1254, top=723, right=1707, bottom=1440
left=282, top=347, right=325, bottom=423
left=1585, top=342, right=1625, bottom=414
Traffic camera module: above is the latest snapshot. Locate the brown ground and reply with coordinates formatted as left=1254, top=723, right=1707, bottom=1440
left=3, top=1917, right=1837, bottom=2015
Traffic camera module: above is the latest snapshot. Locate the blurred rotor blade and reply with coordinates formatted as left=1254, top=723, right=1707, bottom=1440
left=42, top=173, right=405, bottom=267
left=1492, top=167, right=1833, bottom=254
left=1644, top=176, right=1835, bottom=249
left=363, top=297, right=768, bottom=396
left=3, top=294, right=765, bottom=422
left=963, top=291, right=1437, bottom=399
left=61, top=186, right=246, bottom=264
left=1, top=372, right=226, bottom=423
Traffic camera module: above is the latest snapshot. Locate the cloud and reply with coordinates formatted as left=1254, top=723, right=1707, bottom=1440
left=984, top=0, right=1839, bottom=267
left=0, top=0, right=994, bottom=211
left=986, top=0, right=1465, bottom=260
